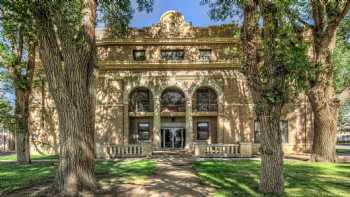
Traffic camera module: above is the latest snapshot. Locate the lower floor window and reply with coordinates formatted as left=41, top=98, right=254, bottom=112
left=197, top=122, right=209, bottom=140
left=138, top=122, right=150, bottom=141
left=254, top=120, right=289, bottom=143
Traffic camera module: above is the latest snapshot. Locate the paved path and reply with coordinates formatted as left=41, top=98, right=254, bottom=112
left=115, top=157, right=213, bottom=197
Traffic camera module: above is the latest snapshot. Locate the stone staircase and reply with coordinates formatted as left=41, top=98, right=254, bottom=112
left=151, top=149, right=193, bottom=158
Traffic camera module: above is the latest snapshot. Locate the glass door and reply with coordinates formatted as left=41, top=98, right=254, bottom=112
left=161, top=128, right=185, bottom=149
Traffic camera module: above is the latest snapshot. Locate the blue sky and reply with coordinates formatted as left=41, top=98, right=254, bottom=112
left=130, top=0, right=232, bottom=28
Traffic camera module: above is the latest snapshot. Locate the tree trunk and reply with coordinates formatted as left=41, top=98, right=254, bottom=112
left=308, top=84, right=338, bottom=162
left=241, top=0, right=285, bottom=194
left=258, top=109, right=284, bottom=193
left=15, top=43, right=36, bottom=164
left=33, top=0, right=97, bottom=195
left=56, top=85, right=96, bottom=195
left=15, top=88, right=31, bottom=163
left=308, top=25, right=338, bottom=162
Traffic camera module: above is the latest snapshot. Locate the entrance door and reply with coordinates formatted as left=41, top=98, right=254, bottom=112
left=161, top=128, right=185, bottom=149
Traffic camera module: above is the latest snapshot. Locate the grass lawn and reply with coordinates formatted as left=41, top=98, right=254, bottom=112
left=0, top=159, right=156, bottom=195
left=193, top=160, right=350, bottom=197
left=0, top=153, right=58, bottom=161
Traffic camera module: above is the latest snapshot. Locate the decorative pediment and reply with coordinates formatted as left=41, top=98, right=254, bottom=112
left=150, top=10, right=194, bottom=38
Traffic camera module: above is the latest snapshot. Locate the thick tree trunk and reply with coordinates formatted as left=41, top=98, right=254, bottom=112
left=241, top=0, right=285, bottom=194
left=15, top=89, right=31, bottom=163
left=308, top=26, right=338, bottom=162
left=34, top=0, right=97, bottom=195
left=258, top=109, right=284, bottom=193
left=14, top=43, right=36, bottom=164
left=56, top=85, right=96, bottom=195
left=308, top=84, right=338, bottom=162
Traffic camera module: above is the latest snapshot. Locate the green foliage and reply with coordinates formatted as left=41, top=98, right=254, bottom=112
left=334, top=17, right=350, bottom=93
left=0, top=159, right=156, bottom=195
left=193, top=160, right=350, bottom=196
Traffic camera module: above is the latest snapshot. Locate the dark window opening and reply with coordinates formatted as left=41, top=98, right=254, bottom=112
left=197, top=121, right=209, bottom=140
left=161, top=89, right=186, bottom=112
left=161, top=50, right=185, bottom=60
left=199, top=49, right=211, bottom=61
left=138, top=122, right=150, bottom=141
left=133, top=50, right=146, bottom=61
left=130, top=88, right=152, bottom=112
left=195, top=88, right=217, bottom=112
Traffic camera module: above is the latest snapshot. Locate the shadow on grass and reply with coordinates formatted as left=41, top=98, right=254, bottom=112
left=193, top=160, right=350, bottom=197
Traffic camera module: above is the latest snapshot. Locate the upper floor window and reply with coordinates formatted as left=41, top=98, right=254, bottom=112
left=133, top=50, right=146, bottom=61
left=254, top=120, right=289, bottom=143
left=194, top=88, right=218, bottom=112
left=129, top=88, right=153, bottom=112
left=199, top=49, right=211, bottom=61
left=161, top=88, right=186, bottom=112
left=197, top=122, right=209, bottom=140
left=161, top=50, right=185, bottom=60
left=138, top=122, right=150, bottom=141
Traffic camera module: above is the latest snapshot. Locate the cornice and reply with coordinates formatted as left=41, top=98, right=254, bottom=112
left=98, top=60, right=241, bottom=70
left=96, top=37, right=239, bottom=46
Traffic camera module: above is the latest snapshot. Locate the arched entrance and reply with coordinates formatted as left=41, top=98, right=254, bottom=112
left=160, top=88, right=186, bottom=149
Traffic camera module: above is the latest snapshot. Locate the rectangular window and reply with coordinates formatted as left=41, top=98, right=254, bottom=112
left=133, top=50, right=146, bottom=61
left=197, top=90, right=210, bottom=111
left=254, top=120, right=261, bottom=143
left=138, top=122, right=150, bottom=141
left=254, top=120, right=289, bottom=143
left=199, top=49, right=211, bottom=61
left=197, top=122, right=209, bottom=140
left=280, top=120, right=289, bottom=143
left=160, top=50, right=185, bottom=60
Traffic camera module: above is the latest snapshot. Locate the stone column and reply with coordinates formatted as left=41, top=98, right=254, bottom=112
left=153, top=96, right=161, bottom=149
left=217, top=103, right=224, bottom=143
left=185, top=99, right=193, bottom=150
left=123, top=103, right=129, bottom=144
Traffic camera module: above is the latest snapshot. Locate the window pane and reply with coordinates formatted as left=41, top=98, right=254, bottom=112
left=197, top=122, right=209, bottom=140
left=254, top=120, right=261, bottom=143
left=133, top=50, right=146, bottom=61
left=195, top=88, right=217, bottom=112
left=199, top=49, right=211, bottom=61
left=130, top=89, right=152, bottom=112
left=138, top=122, right=150, bottom=141
left=161, top=50, right=185, bottom=60
left=161, top=89, right=186, bottom=112
left=280, top=120, right=288, bottom=143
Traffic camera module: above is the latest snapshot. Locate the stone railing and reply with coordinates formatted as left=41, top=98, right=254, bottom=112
left=96, top=143, right=152, bottom=159
left=194, top=143, right=252, bottom=158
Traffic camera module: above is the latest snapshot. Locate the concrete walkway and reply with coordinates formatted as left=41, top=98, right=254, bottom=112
left=115, top=157, right=213, bottom=197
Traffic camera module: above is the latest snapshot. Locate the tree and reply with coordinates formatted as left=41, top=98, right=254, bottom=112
left=202, top=0, right=309, bottom=194
left=0, top=2, right=36, bottom=163
left=4, top=0, right=152, bottom=195
left=290, top=0, right=350, bottom=162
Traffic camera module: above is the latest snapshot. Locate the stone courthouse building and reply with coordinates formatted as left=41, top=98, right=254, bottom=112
left=30, top=11, right=314, bottom=157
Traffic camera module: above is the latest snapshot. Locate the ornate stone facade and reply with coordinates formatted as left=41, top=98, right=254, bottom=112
left=29, top=11, right=314, bottom=155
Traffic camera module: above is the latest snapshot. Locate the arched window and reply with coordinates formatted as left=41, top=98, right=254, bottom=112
left=129, top=88, right=153, bottom=112
left=161, top=88, right=186, bottom=112
left=193, top=87, right=218, bottom=112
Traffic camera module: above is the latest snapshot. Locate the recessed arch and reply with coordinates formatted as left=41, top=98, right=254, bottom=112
left=193, top=86, right=218, bottom=112
left=129, top=87, right=153, bottom=112
left=160, top=87, right=186, bottom=112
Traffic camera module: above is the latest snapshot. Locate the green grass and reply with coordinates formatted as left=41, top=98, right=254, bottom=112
left=0, top=153, right=58, bottom=161
left=0, top=159, right=156, bottom=195
left=193, top=160, right=350, bottom=197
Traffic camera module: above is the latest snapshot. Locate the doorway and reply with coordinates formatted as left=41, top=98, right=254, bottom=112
left=161, top=128, right=185, bottom=149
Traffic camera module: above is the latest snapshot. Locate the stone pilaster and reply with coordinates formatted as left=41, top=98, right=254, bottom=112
left=153, top=96, right=161, bottom=149
left=217, top=103, right=224, bottom=143
left=123, top=103, right=129, bottom=144
left=185, top=99, right=193, bottom=150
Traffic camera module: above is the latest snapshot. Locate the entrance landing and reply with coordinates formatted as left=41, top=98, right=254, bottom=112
left=116, top=157, right=213, bottom=197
